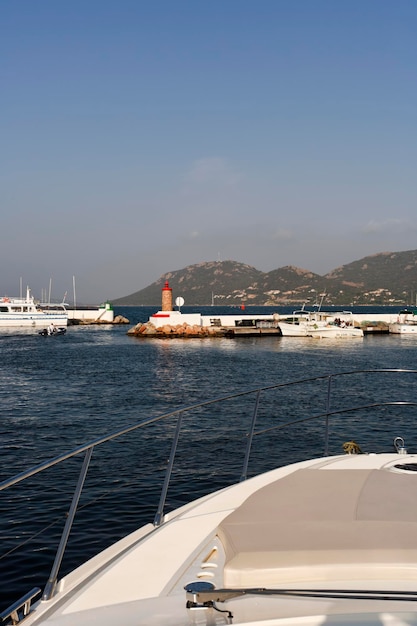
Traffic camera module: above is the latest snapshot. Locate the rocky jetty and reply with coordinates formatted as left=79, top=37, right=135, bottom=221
left=113, top=314, right=130, bottom=324
left=127, top=321, right=226, bottom=338
left=70, top=314, right=130, bottom=326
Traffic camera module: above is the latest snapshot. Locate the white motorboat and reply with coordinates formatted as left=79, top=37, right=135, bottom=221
left=276, top=309, right=312, bottom=336
left=306, top=312, right=364, bottom=338
left=2, top=369, right=417, bottom=626
left=279, top=310, right=363, bottom=338
left=0, top=288, right=68, bottom=328
left=389, top=309, right=417, bottom=334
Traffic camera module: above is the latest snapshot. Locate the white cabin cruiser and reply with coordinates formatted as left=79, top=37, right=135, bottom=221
left=389, top=309, right=417, bottom=334
left=279, top=310, right=363, bottom=338
left=2, top=369, right=417, bottom=626
left=0, top=288, right=68, bottom=328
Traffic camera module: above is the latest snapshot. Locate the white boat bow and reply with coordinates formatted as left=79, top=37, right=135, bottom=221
left=2, top=369, right=417, bottom=625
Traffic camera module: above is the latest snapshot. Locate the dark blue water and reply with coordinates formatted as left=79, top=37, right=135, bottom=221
left=1, top=305, right=417, bottom=611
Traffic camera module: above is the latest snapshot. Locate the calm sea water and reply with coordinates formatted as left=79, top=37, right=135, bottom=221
left=1, top=305, right=417, bottom=610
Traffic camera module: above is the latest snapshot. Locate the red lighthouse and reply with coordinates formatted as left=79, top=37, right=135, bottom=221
left=161, top=281, right=173, bottom=311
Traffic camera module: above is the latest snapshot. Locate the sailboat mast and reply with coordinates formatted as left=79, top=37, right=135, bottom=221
left=73, top=276, right=76, bottom=309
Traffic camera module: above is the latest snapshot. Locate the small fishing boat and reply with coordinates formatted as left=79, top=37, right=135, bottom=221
left=279, top=309, right=363, bottom=338
left=0, top=288, right=68, bottom=328
left=2, top=369, right=417, bottom=626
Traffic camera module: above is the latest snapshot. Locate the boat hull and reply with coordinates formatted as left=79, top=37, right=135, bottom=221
left=277, top=321, right=309, bottom=336
left=279, top=321, right=364, bottom=338
left=0, top=314, right=68, bottom=328
left=306, top=326, right=364, bottom=338
left=389, top=323, right=417, bottom=334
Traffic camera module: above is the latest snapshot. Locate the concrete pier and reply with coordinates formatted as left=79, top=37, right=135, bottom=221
left=128, top=312, right=396, bottom=338
left=127, top=283, right=397, bottom=338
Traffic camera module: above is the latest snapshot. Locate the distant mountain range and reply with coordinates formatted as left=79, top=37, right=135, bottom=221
left=113, top=250, right=417, bottom=307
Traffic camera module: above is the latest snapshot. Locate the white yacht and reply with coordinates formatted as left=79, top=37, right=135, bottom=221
left=0, top=288, right=68, bottom=328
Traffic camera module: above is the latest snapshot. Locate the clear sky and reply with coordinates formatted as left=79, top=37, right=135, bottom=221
left=2, top=0, right=416, bottom=303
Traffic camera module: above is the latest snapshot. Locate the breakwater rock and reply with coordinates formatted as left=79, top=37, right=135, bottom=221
left=70, top=314, right=130, bottom=326
left=113, top=315, right=130, bottom=324
left=127, top=321, right=226, bottom=338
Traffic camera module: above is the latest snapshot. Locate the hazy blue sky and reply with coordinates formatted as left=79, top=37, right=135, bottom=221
left=2, top=0, right=416, bottom=303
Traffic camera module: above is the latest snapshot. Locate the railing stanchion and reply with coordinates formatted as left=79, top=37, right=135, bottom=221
left=42, top=447, right=93, bottom=601
left=240, top=389, right=261, bottom=482
left=324, top=376, right=333, bottom=456
left=154, top=411, right=184, bottom=526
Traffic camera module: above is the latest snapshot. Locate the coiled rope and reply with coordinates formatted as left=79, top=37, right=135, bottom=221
left=342, top=440, right=363, bottom=454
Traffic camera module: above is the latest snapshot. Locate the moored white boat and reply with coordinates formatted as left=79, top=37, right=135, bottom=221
left=389, top=309, right=417, bottom=334
left=62, top=301, right=115, bottom=323
left=2, top=369, right=417, bottom=626
left=41, top=297, right=114, bottom=324
left=279, top=310, right=364, bottom=338
left=0, top=288, right=68, bottom=328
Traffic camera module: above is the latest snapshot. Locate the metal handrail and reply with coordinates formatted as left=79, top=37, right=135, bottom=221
left=0, top=588, right=41, bottom=625
left=2, top=368, right=415, bottom=492
left=1, top=368, right=417, bottom=605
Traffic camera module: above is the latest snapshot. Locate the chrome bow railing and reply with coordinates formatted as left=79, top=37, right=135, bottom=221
left=1, top=368, right=417, bottom=620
